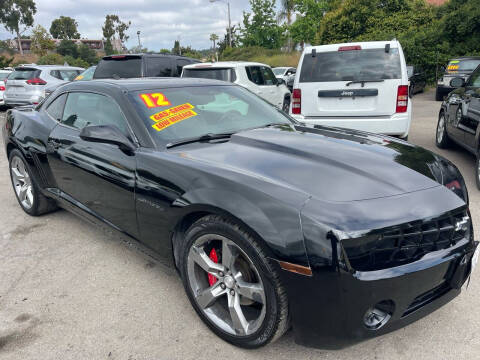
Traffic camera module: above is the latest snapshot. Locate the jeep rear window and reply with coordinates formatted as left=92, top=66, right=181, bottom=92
left=8, top=68, right=40, bottom=80
left=182, top=68, right=236, bottom=82
left=94, top=56, right=142, bottom=79
left=299, top=48, right=401, bottom=82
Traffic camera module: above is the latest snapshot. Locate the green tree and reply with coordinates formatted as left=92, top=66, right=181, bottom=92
left=56, top=39, right=78, bottom=57
left=50, top=16, right=80, bottom=39
left=30, top=25, right=56, bottom=57
left=278, top=0, right=296, bottom=51
left=77, top=43, right=98, bottom=65
left=290, top=0, right=332, bottom=47
left=102, top=14, right=131, bottom=51
left=37, top=53, right=64, bottom=65
left=218, top=25, right=239, bottom=53
left=159, top=48, right=171, bottom=54
left=0, top=54, right=14, bottom=68
left=209, top=33, right=219, bottom=50
left=0, top=0, right=37, bottom=55
left=240, top=0, right=284, bottom=49
left=104, top=38, right=114, bottom=55
left=172, top=40, right=180, bottom=55
left=63, top=55, right=89, bottom=68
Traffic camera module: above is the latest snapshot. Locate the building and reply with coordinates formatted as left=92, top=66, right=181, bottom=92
left=8, top=38, right=124, bottom=54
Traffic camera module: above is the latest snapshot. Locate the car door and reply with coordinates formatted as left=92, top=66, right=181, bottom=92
left=462, top=68, right=480, bottom=149
left=245, top=66, right=282, bottom=107
left=46, top=91, right=139, bottom=237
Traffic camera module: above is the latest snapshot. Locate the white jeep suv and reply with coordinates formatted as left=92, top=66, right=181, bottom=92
left=182, top=62, right=291, bottom=112
left=291, top=40, right=411, bottom=139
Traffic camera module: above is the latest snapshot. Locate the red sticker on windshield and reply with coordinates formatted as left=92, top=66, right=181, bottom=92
left=139, top=93, right=171, bottom=108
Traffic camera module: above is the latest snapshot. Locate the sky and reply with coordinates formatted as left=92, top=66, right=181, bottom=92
left=0, top=0, right=283, bottom=51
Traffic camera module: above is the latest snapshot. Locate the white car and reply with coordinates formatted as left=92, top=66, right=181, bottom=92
left=291, top=40, right=411, bottom=139
left=182, top=62, right=291, bottom=112
left=0, top=69, right=12, bottom=106
left=273, top=67, right=296, bottom=89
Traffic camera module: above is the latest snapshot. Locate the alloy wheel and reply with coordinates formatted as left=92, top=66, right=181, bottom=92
left=187, top=234, right=266, bottom=337
left=10, top=156, right=34, bottom=209
left=437, top=114, right=445, bottom=143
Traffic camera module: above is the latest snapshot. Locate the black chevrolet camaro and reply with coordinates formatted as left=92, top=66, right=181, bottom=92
left=2, top=78, right=479, bottom=349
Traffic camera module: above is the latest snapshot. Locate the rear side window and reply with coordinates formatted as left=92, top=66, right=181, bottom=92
left=50, top=70, right=82, bottom=81
left=299, top=48, right=402, bottom=82
left=0, top=72, right=10, bottom=80
left=246, top=66, right=264, bottom=85
left=261, top=66, right=277, bottom=85
left=183, top=68, right=236, bottom=82
left=176, top=59, right=192, bottom=77
left=145, top=57, right=173, bottom=77
left=8, top=68, right=40, bottom=80
left=94, top=57, right=142, bottom=79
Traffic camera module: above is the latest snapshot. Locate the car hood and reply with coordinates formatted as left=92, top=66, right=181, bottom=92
left=176, top=124, right=444, bottom=202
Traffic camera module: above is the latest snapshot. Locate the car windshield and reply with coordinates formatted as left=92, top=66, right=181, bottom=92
left=183, top=68, right=235, bottom=82
left=75, top=66, right=96, bottom=81
left=300, top=48, right=402, bottom=82
left=447, top=59, right=480, bottom=72
left=272, top=68, right=286, bottom=76
left=0, top=72, right=9, bottom=80
left=129, top=85, right=293, bottom=146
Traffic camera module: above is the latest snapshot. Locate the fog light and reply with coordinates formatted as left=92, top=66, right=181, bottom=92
left=363, top=300, right=394, bottom=330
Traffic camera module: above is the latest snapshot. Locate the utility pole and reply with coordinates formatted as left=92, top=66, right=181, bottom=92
left=210, top=0, right=232, bottom=47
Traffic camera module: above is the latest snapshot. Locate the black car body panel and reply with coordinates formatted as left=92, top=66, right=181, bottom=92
left=2, top=78, right=477, bottom=349
left=440, top=65, right=480, bottom=154
left=407, top=65, right=426, bottom=95
left=93, top=54, right=201, bottom=79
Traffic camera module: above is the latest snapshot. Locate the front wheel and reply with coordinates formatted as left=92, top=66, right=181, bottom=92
left=179, top=215, right=289, bottom=348
left=436, top=112, right=450, bottom=148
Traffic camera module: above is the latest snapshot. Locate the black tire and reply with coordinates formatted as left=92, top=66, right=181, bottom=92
left=179, top=215, right=289, bottom=348
left=282, top=96, right=290, bottom=113
left=435, top=88, right=444, bottom=101
left=435, top=111, right=450, bottom=149
left=476, top=153, right=480, bottom=190
left=8, top=149, right=57, bottom=216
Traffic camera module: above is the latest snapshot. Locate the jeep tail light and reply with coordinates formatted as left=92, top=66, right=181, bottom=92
left=396, top=85, right=408, bottom=113
left=26, top=78, right=47, bottom=85
left=338, top=45, right=361, bottom=51
left=292, top=88, right=301, bottom=114
left=0, top=86, right=5, bottom=91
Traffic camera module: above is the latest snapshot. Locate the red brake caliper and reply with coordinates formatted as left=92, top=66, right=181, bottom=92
left=208, top=248, right=219, bottom=286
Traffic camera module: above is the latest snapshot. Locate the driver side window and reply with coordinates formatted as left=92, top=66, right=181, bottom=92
left=467, top=68, right=480, bottom=88
left=61, top=92, right=129, bottom=135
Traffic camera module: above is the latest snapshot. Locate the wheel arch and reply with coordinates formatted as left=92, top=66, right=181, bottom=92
left=170, top=203, right=278, bottom=270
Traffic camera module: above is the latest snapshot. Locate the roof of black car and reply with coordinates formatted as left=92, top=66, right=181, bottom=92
left=65, top=77, right=232, bottom=91
left=102, top=53, right=200, bottom=60
left=451, top=56, right=480, bottom=60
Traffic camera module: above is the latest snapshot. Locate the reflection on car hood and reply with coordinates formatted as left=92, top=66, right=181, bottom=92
left=177, top=124, right=443, bottom=202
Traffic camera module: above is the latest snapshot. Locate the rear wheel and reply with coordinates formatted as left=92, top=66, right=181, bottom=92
left=179, top=215, right=289, bottom=348
left=9, top=149, right=57, bottom=216
left=436, top=112, right=450, bottom=148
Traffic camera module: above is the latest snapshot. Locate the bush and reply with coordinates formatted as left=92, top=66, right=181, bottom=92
left=63, top=55, right=89, bottom=68
left=57, top=39, right=78, bottom=58
left=221, top=46, right=300, bottom=67
left=37, top=53, right=65, bottom=65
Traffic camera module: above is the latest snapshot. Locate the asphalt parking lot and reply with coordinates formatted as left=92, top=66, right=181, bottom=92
left=0, top=90, right=479, bottom=360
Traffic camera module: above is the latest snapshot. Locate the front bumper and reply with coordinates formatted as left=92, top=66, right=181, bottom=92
left=290, top=112, right=411, bottom=138
left=279, top=240, right=477, bottom=349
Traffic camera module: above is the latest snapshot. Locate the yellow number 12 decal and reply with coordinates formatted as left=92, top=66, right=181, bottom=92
left=139, top=93, right=171, bottom=108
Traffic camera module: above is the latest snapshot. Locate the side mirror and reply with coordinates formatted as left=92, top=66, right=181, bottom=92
left=450, top=77, right=465, bottom=88
left=277, top=78, right=286, bottom=86
left=80, top=125, right=135, bottom=153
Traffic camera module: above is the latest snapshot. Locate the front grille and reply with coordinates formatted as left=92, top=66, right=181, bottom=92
left=342, top=209, right=469, bottom=272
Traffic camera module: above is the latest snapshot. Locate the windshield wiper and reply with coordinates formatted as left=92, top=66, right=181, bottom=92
left=166, top=132, right=234, bottom=149
left=346, top=79, right=385, bottom=87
